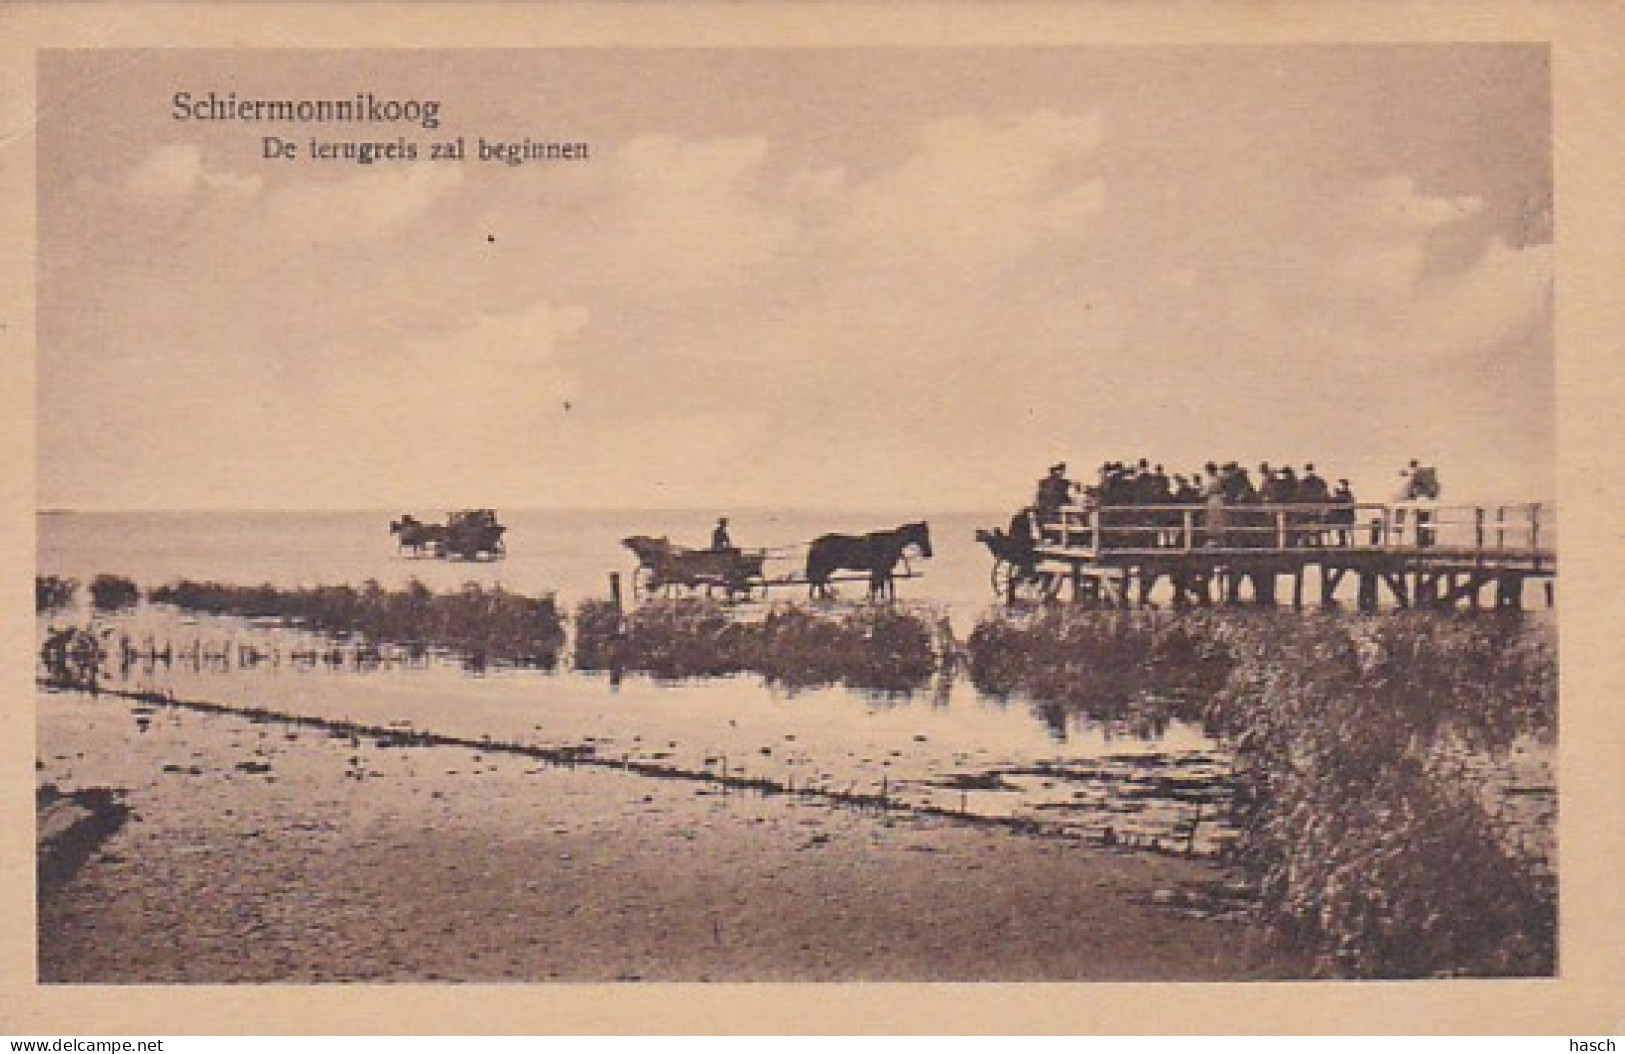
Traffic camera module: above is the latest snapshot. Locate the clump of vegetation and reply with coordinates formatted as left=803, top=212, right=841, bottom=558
left=581, top=597, right=751, bottom=679
left=38, top=625, right=106, bottom=691
left=147, top=578, right=565, bottom=668
left=1204, top=612, right=1556, bottom=978
left=755, top=604, right=940, bottom=692
left=573, top=598, right=941, bottom=693
left=35, top=575, right=78, bottom=615
left=88, top=574, right=140, bottom=612
left=572, top=599, right=627, bottom=672
left=965, top=607, right=1556, bottom=978
left=966, top=607, right=1233, bottom=722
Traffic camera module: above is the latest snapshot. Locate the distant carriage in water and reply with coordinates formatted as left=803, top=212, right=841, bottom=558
left=622, top=536, right=769, bottom=601
left=390, top=510, right=506, bottom=561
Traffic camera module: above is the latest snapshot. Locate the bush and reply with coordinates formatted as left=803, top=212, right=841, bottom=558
left=966, top=607, right=1233, bottom=723
left=35, top=575, right=77, bottom=615
left=39, top=625, right=105, bottom=690
left=1204, top=613, right=1556, bottom=977
left=147, top=578, right=566, bottom=668
left=88, top=574, right=140, bottom=612
left=572, top=598, right=942, bottom=693
left=964, top=608, right=1556, bottom=978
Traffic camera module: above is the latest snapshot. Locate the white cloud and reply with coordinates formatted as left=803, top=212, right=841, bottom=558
left=591, top=134, right=795, bottom=288
left=1331, top=178, right=1485, bottom=299
left=1400, top=236, right=1552, bottom=363
left=256, top=162, right=464, bottom=247
left=1363, top=175, right=1482, bottom=232
left=122, top=144, right=263, bottom=199
left=837, top=111, right=1106, bottom=277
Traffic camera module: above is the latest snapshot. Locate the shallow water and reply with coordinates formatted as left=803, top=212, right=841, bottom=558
left=54, top=603, right=1227, bottom=852
left=38, top=508, right=1006, bottom=619
left=42, top=509, right=1565, bottom=859
left=39, top=509, right=1240, bottom=851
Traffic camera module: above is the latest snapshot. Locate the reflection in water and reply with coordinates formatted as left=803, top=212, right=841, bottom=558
left=39, top=600, right=1236, bottom=855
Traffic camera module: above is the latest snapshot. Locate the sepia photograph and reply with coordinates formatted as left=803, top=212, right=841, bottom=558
left=6, top=4, right=1622, bottom=1035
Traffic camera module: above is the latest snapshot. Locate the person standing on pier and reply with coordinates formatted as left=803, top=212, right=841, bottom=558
left=1330, top=479, right=1356, bottom=547
left=1397, top=460, right=1441, bottom=546
left=1201, top=462, right=1227, bottom=547
left=1298, top=464, right=1330, bottom=546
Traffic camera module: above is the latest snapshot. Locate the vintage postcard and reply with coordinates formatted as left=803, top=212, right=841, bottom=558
left=2, top=1, right=1621, bottom=1036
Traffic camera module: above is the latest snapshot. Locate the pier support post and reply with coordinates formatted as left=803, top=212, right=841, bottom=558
left=1496, top=571, right=1525, bottom=610
left=1357, top=570, right=1378, bottom=614
left=1320, top=566, right=1344, bottom=609
left=1292, top=567, right=1305, bottom=611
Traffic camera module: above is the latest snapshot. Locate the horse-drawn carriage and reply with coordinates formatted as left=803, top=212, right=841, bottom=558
left=390, top=510, right=506, bottom=561
left=622, top=521, right=932, bottom=603
left=975, top=527, right=1063, bottom=602
left=622, top=537, right=770, bottom=600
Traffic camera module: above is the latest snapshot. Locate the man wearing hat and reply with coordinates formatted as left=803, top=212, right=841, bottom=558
left=1035, top=463, right=1076, bottom=541
left=711, top=516, right=735, bottom=553
left=1331, top=479, right=1357, bottom=547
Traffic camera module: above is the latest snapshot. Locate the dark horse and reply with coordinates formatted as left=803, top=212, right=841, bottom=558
left=390, top=514, right=445, bottom=556
left=806, top=521, right=932, bottom=600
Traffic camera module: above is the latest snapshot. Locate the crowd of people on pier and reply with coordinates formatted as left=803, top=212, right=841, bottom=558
left=1014, top=457, right=1441, bottom=552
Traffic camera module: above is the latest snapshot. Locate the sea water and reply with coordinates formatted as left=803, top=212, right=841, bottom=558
left=36, top=508, right=1233, bottom=851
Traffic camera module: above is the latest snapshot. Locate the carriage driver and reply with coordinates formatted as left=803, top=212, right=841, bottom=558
left=711, top=517, right=736, bottom=553
left=1035, top=463, right=1075, bottom=543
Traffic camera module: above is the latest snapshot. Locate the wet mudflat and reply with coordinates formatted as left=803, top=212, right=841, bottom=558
left=60, top=599, right=1237, bottom=853
left=36, top=689, right=1300, bottom=983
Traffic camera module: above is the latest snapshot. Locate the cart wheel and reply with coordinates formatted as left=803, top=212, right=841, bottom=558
left=990, top=559, right=1019, bottom=600
left=632, top=566, right=657, bottom=598
left=992, top=560, right=1050, bottom=603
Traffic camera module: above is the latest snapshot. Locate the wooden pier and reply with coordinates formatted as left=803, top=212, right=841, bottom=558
left=1030, top=501, right=1556, bottom=612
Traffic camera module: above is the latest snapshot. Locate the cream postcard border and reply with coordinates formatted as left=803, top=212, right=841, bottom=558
left=1, top=2, right=1620, bottom=1036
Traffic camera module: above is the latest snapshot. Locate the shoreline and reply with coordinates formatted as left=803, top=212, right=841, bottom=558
left=37, top=687, right=1303, bottom=983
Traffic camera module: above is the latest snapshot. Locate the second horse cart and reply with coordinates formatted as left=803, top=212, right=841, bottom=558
left=622, top=536, right=770, bottom=601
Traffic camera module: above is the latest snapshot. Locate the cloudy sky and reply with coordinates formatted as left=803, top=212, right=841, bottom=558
left=38, top=46, right=1551, bottom=510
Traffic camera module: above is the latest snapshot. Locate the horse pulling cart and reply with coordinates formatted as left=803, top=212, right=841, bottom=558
left=622, top=521, right=933, bottom=603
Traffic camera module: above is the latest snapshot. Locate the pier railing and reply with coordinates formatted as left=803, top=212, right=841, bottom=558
left=1041, top=501, right=1555, bottom=567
